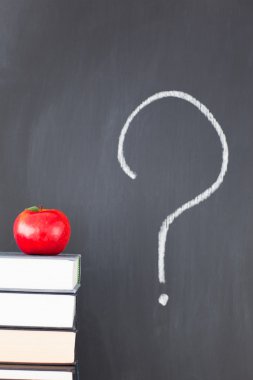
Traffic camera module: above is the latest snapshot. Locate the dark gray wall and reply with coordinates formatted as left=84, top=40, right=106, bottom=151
left=0, top=1, right=252, bottom=379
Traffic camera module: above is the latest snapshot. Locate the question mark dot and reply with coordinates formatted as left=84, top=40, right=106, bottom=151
left=159, top=294, right=169, bottom=306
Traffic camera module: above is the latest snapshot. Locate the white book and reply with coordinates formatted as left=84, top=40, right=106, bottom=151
left=0, top=329, right=76, bottom=364
left=0, top=370, right=72, bottom=380
left=0, top=253, right=81, bottom=292
left=0, top=365, right=76, bottom=380
left=0, top=292, right=76, bottom=328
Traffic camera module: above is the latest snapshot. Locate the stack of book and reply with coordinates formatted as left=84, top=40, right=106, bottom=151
left=0, top=252, right=81, bottom=380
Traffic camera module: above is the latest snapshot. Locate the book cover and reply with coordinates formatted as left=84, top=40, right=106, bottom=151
left=0, top=364, right=77, bottom=379
left=0, top=328, right=76, bottom=364
left=0, top=292, right=76, bottom=329
left=0, top=253, right=81, bottom=293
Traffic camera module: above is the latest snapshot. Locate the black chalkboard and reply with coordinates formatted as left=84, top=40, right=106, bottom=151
left=0, top=1, right=252, bottom=379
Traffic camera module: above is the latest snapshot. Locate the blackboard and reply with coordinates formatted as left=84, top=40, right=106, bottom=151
left=0, top=1, right=252, bottom=379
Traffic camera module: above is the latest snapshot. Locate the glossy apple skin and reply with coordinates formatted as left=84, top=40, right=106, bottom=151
left=13, top=208, right=71, bottom=255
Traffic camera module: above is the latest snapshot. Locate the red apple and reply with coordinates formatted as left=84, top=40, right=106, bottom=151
left=13, top=206, right=71, bottom=255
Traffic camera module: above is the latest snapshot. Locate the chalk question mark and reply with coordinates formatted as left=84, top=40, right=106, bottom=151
left=117, top=91, right=229, bottom=306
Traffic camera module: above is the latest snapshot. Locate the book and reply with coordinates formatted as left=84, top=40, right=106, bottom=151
left=0, top=364, right=77, bottom=379
left=0, top=253, right=81, bottom=292
left=0, top=329, right=76, bottom=364
left=0, top=292, right=76, bottom=328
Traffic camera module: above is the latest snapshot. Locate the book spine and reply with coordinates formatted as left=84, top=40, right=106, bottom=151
left=77, top=256, right=81, bottom=285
